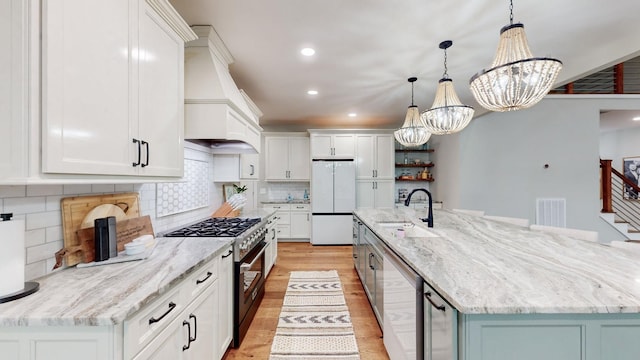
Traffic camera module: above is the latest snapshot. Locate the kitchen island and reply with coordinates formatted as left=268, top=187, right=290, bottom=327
left=354, top=207, right=640, bottom=360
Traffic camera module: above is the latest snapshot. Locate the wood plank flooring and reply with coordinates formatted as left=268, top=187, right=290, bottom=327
left=222, top=242, right=390, bottom=359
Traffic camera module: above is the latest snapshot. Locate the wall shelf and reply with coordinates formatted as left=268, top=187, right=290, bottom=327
left=396, top=178, right=434, bottom=182
left=395, top=149, right=434, bottom=153
left=395, top=163, right=434, bottom=168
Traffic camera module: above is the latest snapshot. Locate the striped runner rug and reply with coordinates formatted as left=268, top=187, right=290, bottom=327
left=269, top=270, right=360, bottom=360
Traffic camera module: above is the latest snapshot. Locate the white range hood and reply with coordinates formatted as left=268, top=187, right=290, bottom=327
left=184, top=25, right=262, bottom=154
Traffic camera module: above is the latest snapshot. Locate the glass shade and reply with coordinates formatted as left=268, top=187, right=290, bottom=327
left=469, top=24, right=562, bottom=112
left=422, top=78, right=475, bottom=135
left=394, top=105, right=431, bottom=147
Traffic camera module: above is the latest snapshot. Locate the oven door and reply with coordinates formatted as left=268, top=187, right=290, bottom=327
left=236, top=240, right=267, bottom=326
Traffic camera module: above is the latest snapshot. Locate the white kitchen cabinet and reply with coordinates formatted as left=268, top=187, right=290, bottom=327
left=265, top=214, right=278, bottom=277
left=0, top=0, right=28, bottom=181
left=240, top=153, right=259, bottom=179
left=290, top=204, right=311, bottom=238
left=355, top=134, right=394, bottom=179
left=310, top=133, right=355, bottom=159
left=357, top=180, right=395, bottom=208
left=264, top=137, right=310, bottom=181
left=240, top=180, right=259, bottom=212
left=40, top=0, right=193, bottom=177
left=217, top=246, right=233, bottom=357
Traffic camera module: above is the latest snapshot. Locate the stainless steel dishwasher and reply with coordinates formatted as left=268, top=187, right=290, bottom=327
left=383, top=249, right=424, bottom=360
left=424, top=282, right=458, bottom=360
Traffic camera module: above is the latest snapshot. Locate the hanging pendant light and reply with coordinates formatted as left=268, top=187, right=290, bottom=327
left=394, top=77, right=431, bottom=147
left=422, top=40, right=475, bottom=135
left=469, top=0, right=562, bottom=112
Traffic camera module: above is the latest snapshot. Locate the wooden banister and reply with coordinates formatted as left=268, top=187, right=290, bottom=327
left=601, top=159, right=640, bottom=213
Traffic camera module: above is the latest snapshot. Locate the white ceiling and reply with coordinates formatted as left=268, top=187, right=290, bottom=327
left=168, top=0, right=640, bottom=131
left=600, top=110, right=640, bottom=133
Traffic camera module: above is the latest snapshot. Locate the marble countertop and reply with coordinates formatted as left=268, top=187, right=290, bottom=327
left=261, top=200, right=310, bottom=204
left=0, top=210, right=278, bottom=327
left=354, top=207, right=640, bottom=315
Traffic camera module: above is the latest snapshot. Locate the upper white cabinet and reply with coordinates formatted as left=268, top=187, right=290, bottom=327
left=264, top=136, right=310, bottom=181
left=309, top=133, right=355, bottom=159
left=0, top=0, right=28, bottom=181
left=355, top=134, right=394, bottom=179
left=40, top=0, right=195, bottom=177
left=356, top=179, right=395, bottom=208
left=240, top=153, right=259, bottom=179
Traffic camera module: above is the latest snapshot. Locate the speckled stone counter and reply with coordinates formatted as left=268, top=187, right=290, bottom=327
left=354, top=207, right=640, bottom=314
left=0, top=237, right=233, bottom=326
left=260, top=200, right=310, bottom=204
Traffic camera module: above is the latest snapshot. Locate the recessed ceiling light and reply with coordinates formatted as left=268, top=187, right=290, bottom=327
left=348, top=113, right=357, bottom=117
left=301, top=48, right=315, bottom=56
left=633, top=116, right=640, bottom=121
left=307, top=90, right=318, bottom=95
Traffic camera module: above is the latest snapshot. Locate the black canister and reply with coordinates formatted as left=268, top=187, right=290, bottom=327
left=94, top=216, right=117, bottom=261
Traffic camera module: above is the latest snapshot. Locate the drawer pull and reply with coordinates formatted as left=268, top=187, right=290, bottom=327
left=222, top=250, right=233, bottom=259
left=196, top=271, right=213, bottom=285
left=189, top=314, right=197, bottom=342
left=148, top=301, right=176, bottom=325
left=182, top=320, right=191, bottom=351
left=425, top=292, right=446, bottom=312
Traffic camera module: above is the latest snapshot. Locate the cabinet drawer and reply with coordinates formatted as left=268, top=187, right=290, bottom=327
left=290, top=203, right=310, bottom=211
left=277, top=224, right=291, bottom=238
left=276, top=212, right=291, bottom=225
left=262, top=203, right=291, bottom=211
left=124, top=286, right=185, bottom=359
left=183, top=257, right=219, bottom=303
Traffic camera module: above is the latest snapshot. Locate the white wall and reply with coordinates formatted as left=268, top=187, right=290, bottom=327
left=432, top=95, right=640, bottom=239
left=600, top=126, right=640, bottom=168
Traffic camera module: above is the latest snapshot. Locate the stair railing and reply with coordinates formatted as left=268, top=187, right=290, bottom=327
left=601, top=159, right=640, bottom=232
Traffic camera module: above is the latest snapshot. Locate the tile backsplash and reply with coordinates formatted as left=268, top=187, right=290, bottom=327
left=261, top=182, right=310, bottom=202
left=0, top=146, right=222, bottom=281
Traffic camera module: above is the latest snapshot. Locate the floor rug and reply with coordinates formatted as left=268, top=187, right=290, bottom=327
left=269, top=270, right=361, bottom=360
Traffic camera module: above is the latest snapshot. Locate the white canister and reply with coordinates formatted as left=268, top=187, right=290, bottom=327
left=0, top=215, right=25, bottom=296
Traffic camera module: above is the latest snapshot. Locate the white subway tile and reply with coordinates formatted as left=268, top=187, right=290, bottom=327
left=25, top=210, right=62, bottom=230
left=26, top=240, right=63, bottom=264
left=0, top=185, right=27, bottom=198
left=92, top=184, right=115, bottom=193
left=27, top=185, right=64, bottom=197
left=115, top=184, right=134, bottom=192
left=25, top=260, right=46, bottom=281
left=25, top=228, right=46, bottom=247
left=46, top=195, right=64, bottom=211
left=46, top=225, right=64, bottom=243
left=63, top=184, right=92, bottom=195
left=4, top=197, right=47, bottom=215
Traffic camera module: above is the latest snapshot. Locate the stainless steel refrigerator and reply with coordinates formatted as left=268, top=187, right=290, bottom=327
left=311, top=159, right=356, bottom=245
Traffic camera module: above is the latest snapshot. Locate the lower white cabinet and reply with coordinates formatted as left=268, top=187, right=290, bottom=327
left=0, top=248, right=233, bottom=360
left=356, top=180, right=395, bottom=208
left=262, top=203, right=310, bottom=239
left=265, top=214, right=279, bottom=277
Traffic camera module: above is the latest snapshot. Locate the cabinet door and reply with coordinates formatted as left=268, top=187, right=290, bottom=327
left=288, top=137, right=310, bottom=180
left=372, top=251, right=384, bottom=323
left=42, top=0, right=136, bottom=175
left=0, top=0, right=27, bottom=180
left=183, top=284, right=218, bottom=360
left=137, top=2, right=184, bottom=177
left=375, top=135, right=394, bottom=178
left=290, top=211, right=310, bottom=238
left=264, top=241, right=274, bottom=276
left=356, top=181, right=376, bottom=208
left=355, top=135, right=375, bottom=179
left=374, top=180, right=395, bottom=208
left=240, top=180, right=258, bottom=212
left=133, top=316, right=187, bottom=360
left=240, top=153, right=259, bottom=179
left=332, top=134, right=355, bottom=158
left=217, top=247, right=233, bottom=357
left=310, top=134, right=332, bottom=158
left=265, top=137, right=289, bottom=180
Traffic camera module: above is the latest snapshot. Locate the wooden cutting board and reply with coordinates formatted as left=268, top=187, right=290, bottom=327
left=60, top=193, right=141, bottom=266
left=53, top=216, right=154, bottom=269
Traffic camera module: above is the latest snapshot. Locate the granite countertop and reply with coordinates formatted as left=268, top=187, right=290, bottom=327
left=0, top=210, right=276, bottom=327
left=261, top=200, right=310, bottom=204
left=354, top=207, right=640, bottom=315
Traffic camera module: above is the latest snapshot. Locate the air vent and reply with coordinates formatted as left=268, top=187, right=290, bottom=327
left=535, top=198, right=566, bottom=227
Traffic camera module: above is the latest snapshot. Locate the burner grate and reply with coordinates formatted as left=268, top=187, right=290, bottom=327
left=164, top=217, right=260, bottom=237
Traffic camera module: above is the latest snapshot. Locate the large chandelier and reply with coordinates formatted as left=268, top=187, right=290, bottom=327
left=469, top=0, right=562, bottom=112
left=422, top=40, right=474, bottom=135
left=394, top=77, right=431, bottom=147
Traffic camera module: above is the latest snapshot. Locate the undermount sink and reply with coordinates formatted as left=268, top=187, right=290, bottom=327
left=376, top=222, right=437, bottom=238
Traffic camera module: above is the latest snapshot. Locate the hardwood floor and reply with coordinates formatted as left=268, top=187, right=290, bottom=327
left=223, top=242, right=390, bottom=360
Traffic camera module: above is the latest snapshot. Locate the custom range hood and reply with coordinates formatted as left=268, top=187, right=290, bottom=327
left=184, top=25, right=262, bottom=154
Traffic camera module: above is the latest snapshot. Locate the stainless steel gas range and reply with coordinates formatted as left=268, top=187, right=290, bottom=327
left=163, top=216, right=268, bottom=348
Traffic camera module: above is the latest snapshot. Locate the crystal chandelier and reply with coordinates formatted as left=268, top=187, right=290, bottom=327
left=394, top=77, right=431, bottom=147
left=422, top=40, right=475, bottom=135
left=469, top=0, right=562, bottom=112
